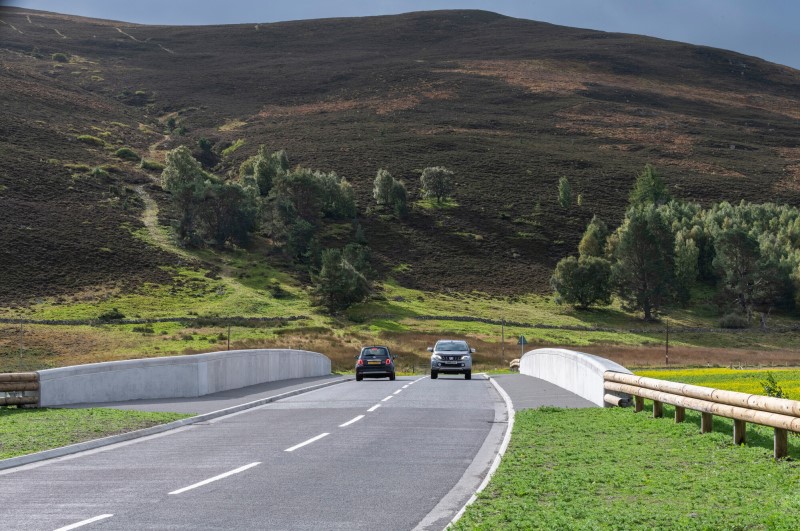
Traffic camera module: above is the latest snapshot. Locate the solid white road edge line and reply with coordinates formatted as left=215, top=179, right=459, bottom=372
left=53, top=514, right=113, bottom=531
left=448, top=374, right=516, bottom=527
left=381, top=395, right=393, bottom=402
left=367, top=404, right=381, bottom=412
left=168, top=462, right=261, bottom=495
left=339, top=415, right=365, bottom=428
left=284, top=432, right=330, bottom=452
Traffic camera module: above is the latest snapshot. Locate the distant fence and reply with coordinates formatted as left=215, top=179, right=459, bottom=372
left=3, top=313, right=799, bottom=334
left=0, top=372, right=39, bottom=407
left=368, top=314, right=800, bottom=334
left=604, top=372, right=800, bottom=459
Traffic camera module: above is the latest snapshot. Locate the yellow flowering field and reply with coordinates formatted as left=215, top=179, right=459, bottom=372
left=636, top=367, right=800, bottom=397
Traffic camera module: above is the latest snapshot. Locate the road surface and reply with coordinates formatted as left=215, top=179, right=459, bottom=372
left=2, top=375, right=507, bottom=530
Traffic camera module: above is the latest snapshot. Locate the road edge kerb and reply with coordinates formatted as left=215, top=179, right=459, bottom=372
left=0, top=376, right=351, bottom=472
left=447, top=374, right=516, bottom=529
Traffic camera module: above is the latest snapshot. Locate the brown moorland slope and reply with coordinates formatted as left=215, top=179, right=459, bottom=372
left=1, top=8, right=799, bottom=303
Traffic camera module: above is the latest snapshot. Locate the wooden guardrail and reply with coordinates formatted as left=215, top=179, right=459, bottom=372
left=0, top=372, right=39, bottom=407
left=604, top=371, right=799, bottom=459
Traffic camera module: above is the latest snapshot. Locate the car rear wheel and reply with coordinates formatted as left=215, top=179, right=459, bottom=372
left=465, top=370, right=471, bottom=380
left=389, top=373, right=396, bottom=381
left=356, top=373, right=363, bottom=381
left=430, top=371, right=438, bottom=379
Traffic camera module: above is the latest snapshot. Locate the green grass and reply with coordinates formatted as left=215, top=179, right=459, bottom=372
left=637, top=368, right=800, bottom=397
left=221, top=138, right=245, bottom=157
left=76, top=134, right=106, bottom=147
left=0, top=408, right=191, bottom=459
left=12, top=264, right=316, bottom=322
left=414, top=197, right=459, bottom=210
left=456, top=406, right=800, bottom=530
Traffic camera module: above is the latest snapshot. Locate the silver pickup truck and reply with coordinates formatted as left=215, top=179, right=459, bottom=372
left=428, top=339, right=474, bottom=380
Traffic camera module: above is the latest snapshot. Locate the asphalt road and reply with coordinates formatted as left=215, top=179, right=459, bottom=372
left=1, top=375, right=506, bottom=530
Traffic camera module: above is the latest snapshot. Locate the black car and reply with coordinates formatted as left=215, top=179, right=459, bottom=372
left=355, top=346, right=396, bottom=381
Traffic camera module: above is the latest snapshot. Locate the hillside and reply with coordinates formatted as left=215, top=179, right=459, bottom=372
left=2, top=8, right=800, bottom=304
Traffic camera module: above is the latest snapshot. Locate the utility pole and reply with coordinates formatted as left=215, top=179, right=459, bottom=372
left=665, top=321, right=669, bottom=367
left=18, top=323, right=24, bottom=371
left=501, top=319, right=505, bottom=362
left=227, top=324, right=231, bottom=351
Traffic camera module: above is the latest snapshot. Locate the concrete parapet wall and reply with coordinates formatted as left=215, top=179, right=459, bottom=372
left=519, top=348, right=632, bottom=407
left=37, top=349, right=331, bottom=407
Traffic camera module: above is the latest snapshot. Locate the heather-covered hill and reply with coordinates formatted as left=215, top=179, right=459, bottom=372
left=1, top=8, right=799, bottom=303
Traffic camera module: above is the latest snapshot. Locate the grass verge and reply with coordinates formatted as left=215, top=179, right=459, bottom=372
left=455, top=406, right=800, bottom=530
left=0, top=408, right=191, bottom=460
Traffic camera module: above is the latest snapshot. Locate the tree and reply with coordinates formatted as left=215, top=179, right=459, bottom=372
left=270, top=167, right=322, bottom=223
left=161, top=146, right=210, bottom=240
left=317, top=171, right=356, bottom=219
left=373, top=169, right=394, bottom=205
left=611, top=205, right=675, bottom=320
left=285, top=218, right=317, bottom=262
left=713, top=228, right=781, bottom=322
left=578, top=215, right=609, bottom=258
left=629, top=164, right=671, bottom=207
left=194, top=137, right=218, bottom=169
left=557, top=176, right=572, bottom=209
left=313, top=248, right=371, bottom=313
left=420, top=166, right=454, bottom=203
left=196, top=180, right=260, bottom=247
left=674, top=231, right=699, bottom=305
left=389, top=179, right=409, bottom=218
left=240, top=147, right=289, bottom=197
left=551, top=255, right=612, bottom=309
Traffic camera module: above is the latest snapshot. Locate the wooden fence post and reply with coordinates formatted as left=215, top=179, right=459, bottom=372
left=733, top=420, right=746, bottom=445
left=774, top=428, right=788, bottom=459
left=701, top=412, right=713, bottom=433
left=634, top=396, right=644, bottom=413
left=675, top=406, right=685, bottom=423
left=653, top=400, right=663, bottom=418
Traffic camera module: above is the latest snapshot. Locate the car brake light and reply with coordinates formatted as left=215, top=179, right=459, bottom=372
left=385, top=358, right=392, bottom=365
left=357, top=359, right=363, bottom=366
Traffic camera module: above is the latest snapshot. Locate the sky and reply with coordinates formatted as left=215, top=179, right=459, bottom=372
left=4, top=0, right=800, bottom=70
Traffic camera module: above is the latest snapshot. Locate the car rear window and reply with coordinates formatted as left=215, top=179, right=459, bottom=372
left=361, top=347, right=389, bottom=357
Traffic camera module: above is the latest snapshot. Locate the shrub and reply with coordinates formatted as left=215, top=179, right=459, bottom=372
left=760, top=372, right=789, bottom=399
left=98, top=308, right=125, bottom=322
left=269, top=281, right=289, bottom=299
left=140, top=159, right=165, bottom=172
left=718, top=312, right=749, bottom=329
left=52, top=52, right=69, bottom=63
left=89, top=166, right=109, bottom=178
left=76, top=135, right=106, bottom=147
left=115, top=147, right=140, bottom=161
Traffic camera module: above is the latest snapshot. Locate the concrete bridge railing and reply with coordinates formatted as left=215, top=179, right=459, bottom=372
left=519, top=348, right=632, bottom=407
left=34, top=349, right=331, bottom=407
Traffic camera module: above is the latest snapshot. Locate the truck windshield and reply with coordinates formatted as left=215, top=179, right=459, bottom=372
left=436, top=341, right=468, bottom=352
